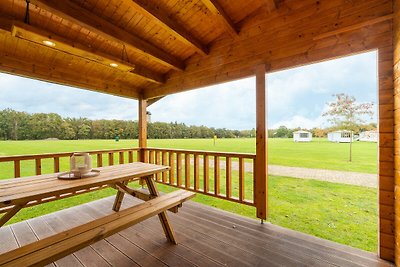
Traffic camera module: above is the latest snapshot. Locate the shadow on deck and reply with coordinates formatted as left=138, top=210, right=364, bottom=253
left=0, top=196, right=393, bottom=267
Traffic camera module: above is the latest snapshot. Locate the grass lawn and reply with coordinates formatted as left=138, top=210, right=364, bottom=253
left=0, top=137, right=377, bottom=174
left=0, top=138, right=378, bottom=252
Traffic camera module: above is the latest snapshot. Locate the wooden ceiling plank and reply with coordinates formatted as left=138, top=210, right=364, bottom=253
left=264, top=0, right=278, bottom=13
left=201, top=0, right=238, bottom=37
left=0, top=53, right=140, bottom=99
left=9, top=21, right=165, bottom=84
left=30, top=0, right=185, bottom=71
left=313, top=13, right=394, bottom=40
left=128, top=0, right=208, bottom=56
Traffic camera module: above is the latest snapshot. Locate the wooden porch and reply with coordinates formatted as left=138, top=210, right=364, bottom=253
left=0, top=0, right=399, bottom=264
left=0, top=196, right=392, bottom=267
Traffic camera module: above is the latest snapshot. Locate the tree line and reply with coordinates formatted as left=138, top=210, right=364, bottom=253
left=0, top=109, right=256, bottom=140
left=268, top=124, right=377, bottom=139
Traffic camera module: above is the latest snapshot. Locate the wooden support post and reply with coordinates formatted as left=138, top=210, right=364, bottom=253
left=255, top=64, right=268, bottom=220
left=138, top=98, right=148, bottom=162
left=393, top=0, right=400, bottom=264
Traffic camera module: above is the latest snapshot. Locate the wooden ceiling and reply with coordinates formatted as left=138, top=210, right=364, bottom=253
left=0, top=0, right=394, bottom=100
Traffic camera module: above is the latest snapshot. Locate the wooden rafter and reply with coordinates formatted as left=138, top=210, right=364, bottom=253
left=30, top=0, right=185, bottom=71
left=10, top=22, right=164, bottom=84
left=147, top=96, right=164, bottom=106
left=128, top=0, right=208, bottom=56
left=0, top=53, right=140, bottom=99
left=201, top=0, right=238, bottom=37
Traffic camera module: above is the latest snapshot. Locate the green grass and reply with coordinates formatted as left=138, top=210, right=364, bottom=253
left=0, top=138, right=378, bottom=252
left=0, top=137, right=377, bottom=174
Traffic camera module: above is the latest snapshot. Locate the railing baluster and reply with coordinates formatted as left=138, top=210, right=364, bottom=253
left=185, top=153, right=191, bottom=188
left=35, top=158, right=41, bottom=175
left=149, top=150, right=155, bottom=164
left=155, top=151, right=161, bottom=181
left=108, top=153, right=114, bottom=166
left=177, top=153, right=182, bottom=187
left=119, top=151, right=124, bottom=164
left=128, top=151, right=133, bottom=163
left=144, top=149, right=149, bottom=163
left=194, top=154, right=199, bottom=190
left=253, top=159, right=257, bottom=203
left=97, top=153, right=103, bottom=167
left=226, top=157, right=232, bottom=199
left=239, top=158, right=245, bottom=201
left=14, top=160, right=21, bottom=178
left=54, top=157, right=60, bottom=173
left=214, top=156, right=220, bottom=196
left=162, top=151, right=167, bottom=183
left=169, top=152, right=175, bottom=185
left=203, top=155, right=209, bottom=193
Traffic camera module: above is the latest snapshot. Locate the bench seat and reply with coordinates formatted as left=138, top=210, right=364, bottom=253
left=0, top=189, right=195, bottom=267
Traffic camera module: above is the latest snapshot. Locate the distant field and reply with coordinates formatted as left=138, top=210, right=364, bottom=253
left=0, top=138, right=377, bottom=175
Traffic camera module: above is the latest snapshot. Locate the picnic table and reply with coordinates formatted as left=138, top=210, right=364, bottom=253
left=0, top=162, right=195, bottom=266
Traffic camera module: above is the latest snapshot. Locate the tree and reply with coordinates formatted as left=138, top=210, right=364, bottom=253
left=323, top=93, right=374, bottom=161
left=275, top=126, right=291, bottom=138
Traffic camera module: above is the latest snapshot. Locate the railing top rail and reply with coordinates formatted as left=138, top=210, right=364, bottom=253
left=144, top=147, right=256, bottom=159
left=0, top=148, right=140, bottom=162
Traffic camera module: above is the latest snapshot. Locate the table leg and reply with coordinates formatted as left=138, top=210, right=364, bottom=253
left=0, top=202, right=27, bottom=227
left=144, top=175, right=178, bottom=244
left=112, top=181, right=128, bottom=212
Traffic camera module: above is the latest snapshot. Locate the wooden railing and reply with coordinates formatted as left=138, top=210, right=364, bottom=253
left=0, top=148, right=141, bottom=178
left=142, top=148, right=256, bottom=206
left=0, top=148, right=141, bottom=214
left=0, top=147, right=256, bottom=212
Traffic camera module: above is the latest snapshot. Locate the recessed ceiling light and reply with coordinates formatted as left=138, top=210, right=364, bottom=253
left=110, top=63, right=119, bottom=68
left=42, top=40, right=56, bottom=47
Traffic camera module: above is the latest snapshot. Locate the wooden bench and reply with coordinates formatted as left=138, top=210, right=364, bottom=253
left=0, top=189, right=195, bottom=267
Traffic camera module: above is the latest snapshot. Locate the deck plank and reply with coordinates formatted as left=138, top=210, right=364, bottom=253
left=93, top=198, right=224, bottom=267
left=0, top=225, right=19, bottom=253
left=48, top=207, right=138, bottom=267
left=1, top=195, right=394, bottom=267
left=28, top=215, right=84, bottom=267
left=11, top=220, right=56, bottom=267
left=183, top=201, right=389, bottom=266
left=63, top=202, right=168, bottom=267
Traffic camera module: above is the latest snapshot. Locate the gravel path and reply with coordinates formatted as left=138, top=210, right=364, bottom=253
left=197, top=159, right=377, bottom=188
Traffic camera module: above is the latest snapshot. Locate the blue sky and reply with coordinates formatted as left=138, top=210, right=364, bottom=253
left=0, top=51, right=377, bottom=130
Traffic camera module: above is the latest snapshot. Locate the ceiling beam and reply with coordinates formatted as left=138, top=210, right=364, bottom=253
left=128, top=0, right=208, bottom=56
left=201, top=0, right=238, bottom=37
left=0, top=53, right=141, bottom=99
left=147, top=96, right=164, bottom=106
left=10, top=21, right=165, bottom=84
left=30, top=0, right=185, bottom=71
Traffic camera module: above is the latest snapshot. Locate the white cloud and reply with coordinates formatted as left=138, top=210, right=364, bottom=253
left=0, top=73, right=138, bottom=120
left=0, top=51, right=377, bottom=130
left=271, top=115, right=326, bottom=129
left=149, top=78, right=256, bottom=130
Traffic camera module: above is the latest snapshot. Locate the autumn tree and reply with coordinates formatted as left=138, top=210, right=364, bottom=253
left=323, top=93, right=374, bottom=161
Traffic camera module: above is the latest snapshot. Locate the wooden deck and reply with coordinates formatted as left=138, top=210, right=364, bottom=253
left=0, top=196, right=393, bottom=267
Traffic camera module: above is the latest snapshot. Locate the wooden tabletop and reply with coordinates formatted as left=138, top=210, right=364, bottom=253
left=0, top=162, right=170, bottom=208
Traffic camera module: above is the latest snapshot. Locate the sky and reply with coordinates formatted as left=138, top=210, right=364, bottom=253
left=0, top=51, right=377, bottom=130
